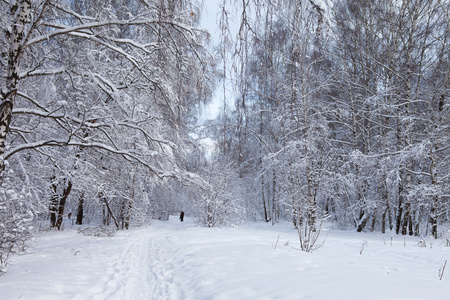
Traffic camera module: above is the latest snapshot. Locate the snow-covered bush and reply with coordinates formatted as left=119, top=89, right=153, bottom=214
left=293, top=208, right=327, bottom=252
left=0, top=186, right=34, bottom=273
left=78, top=226, right=116, bottom=237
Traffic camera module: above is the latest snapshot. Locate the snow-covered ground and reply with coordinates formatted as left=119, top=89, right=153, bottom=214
left=1, top=216, right=449, bottom=300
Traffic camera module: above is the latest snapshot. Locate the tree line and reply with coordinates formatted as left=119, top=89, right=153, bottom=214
left=211, top=0, right=449, bottom=238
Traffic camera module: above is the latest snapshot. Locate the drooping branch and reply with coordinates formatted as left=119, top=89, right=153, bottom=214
left=4, top=139, right=163, bottom=178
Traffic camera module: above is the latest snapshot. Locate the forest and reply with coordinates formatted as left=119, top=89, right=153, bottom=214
left=0, top=0, right=448, bottom=271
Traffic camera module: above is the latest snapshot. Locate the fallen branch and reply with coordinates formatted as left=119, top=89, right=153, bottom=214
left=439, top=260, right=447, bottom=281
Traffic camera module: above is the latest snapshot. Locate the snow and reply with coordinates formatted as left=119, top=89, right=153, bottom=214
left=1, top=217, right=449, bottom=300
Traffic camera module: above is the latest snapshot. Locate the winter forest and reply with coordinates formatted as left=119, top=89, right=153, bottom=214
left=0, top=0, right=449, bottom=273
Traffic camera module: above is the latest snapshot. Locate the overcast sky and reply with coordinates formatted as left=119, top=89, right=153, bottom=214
left=200, top=0, right=222, bottom=45
left=199, top=0, right=223, bottom=121
left=198, top=0, right=240, bottom=122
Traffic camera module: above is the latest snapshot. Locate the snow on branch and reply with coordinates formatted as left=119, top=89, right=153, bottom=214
left=25, top=20, right=158, bottom=48
left=117, top=121, right=176, bottom=148
left=12, top=107, right=108, bottom=130
left=19, top=68, right=65, bottom=79
left=102, top=37, right=159, bottom=54
left=4, top=139, right=163, bottom=178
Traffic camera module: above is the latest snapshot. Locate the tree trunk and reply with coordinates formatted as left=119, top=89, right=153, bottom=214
left=430, top=203, right=438, bottom=239
left=357, top=210, right=369, bottom=232
left=271, top=169, right=277, bottom=225
left=370, top=207, right=377, bottom=232
left=401, top=202, right=412, bottom=236
left=0, top=92, right=15, bottom=185
left=396, top=178, right=404, bottom=235
left=262, top=174, right=269, bottom=222
left=104, top=199, right=119, bottom=229
left=429, top=130, right=441, bottom=238
left=413, top=209, right=420, bottom=237
left=76, top=192, right=84, bottom=225
left=381, top=178, right=388, bottom=233
left=0, top=1, right=33, bottom=184
left=56, top=180, right=72, bottom=230
left=49, top=177, right=58, bottom=228
left=388, top=201, right=393, bottom=231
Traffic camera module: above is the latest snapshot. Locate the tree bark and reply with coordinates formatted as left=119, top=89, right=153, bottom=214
left=357, top=211, right=369, bottom=233
left=49, top=177, right=58, bottom=228
left=261, top=173, right=269, bottom=222
left=76, top=192, right=84, bottom=225
left=396, top=173, right=404, bottom=235
left=104, top=198, right=119, bottom=229
left=271, top=169, right=277, bottom=225
left=0, top=1, right=33, bottom=184
left=56, top=180, right=72, bottom=230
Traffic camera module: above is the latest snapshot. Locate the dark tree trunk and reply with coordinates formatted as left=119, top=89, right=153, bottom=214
left=401, top=203, right=412, bottom=236
left=395, top=184, right=403, bottom=235
left=357, top=210, right=368, bottom=232
left=381, top=178, right=389, bottom=233
left=100, top=193, right=111, bottom=226
left=76, top=192, right=84, bottom=225
left=262, top=174, right=269, bottom=222
left=430, top=205, right=437, bottom=239
left=271, top=169, right=277, bottom=225
left=56, top=180, right=72, bottom=230
left=49, top=176, right=58, bottom=228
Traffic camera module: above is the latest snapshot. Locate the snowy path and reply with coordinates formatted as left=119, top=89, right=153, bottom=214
left=1, top=217, right=450, bottom=300
left=95, top=223, right=187, bottom=300
left=142, top=227, right=185, bottom=299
